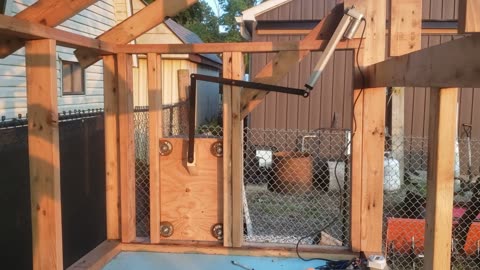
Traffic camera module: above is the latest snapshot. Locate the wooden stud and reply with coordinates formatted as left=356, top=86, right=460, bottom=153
left=389, top=0, right=422, bottom=191
left=364, top=34, right=480, bottom=88
left=346, top=0, right=387, bottom=253
left=424, top=88, right=458, bottom=270
left=26, top=39, right=63, bottom=270
left=222, top=52, right=233, bottom=247
left=117, top=53, right=136, bottom=242
left=389, top=0, right=422, bottom=57
left=231, top=52, right=244, bottom=247
left=459, top=0, right=480, bottom=33
left=147, top=53, right=163, bottom=244
left=0, top=14, right=115, bottom=59
left=177, top=69, right=190, bottom=102
left=74, top=0, right=198, bottom=67
left=103, top=55, right=121, bottom=240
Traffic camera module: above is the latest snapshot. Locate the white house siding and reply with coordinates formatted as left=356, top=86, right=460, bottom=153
left=0, top=0, right=117, bottom=119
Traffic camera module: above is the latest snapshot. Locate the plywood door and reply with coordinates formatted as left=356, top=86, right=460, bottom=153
left=160, top=138, right=223, bottom=241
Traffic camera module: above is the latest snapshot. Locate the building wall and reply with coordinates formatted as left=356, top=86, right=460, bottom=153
left=0, top=0, right=117, bottom=119
left=249, top=0, right=480, bottom=139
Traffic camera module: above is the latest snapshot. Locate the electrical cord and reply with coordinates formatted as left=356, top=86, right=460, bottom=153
left=295, top=18, right=367, bottom=265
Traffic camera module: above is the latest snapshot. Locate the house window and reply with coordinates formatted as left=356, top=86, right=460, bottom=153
left=62, top=61, right=85, bottom=95
left=1, top=0, right=6, bottom=14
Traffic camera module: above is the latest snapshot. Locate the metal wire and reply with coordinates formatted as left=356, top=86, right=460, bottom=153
left=243, top=128, right=351, bottom=247
left=384, top=136, right=480, bottom=269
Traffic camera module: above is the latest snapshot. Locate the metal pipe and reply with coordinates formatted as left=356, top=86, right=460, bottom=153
left=301, top=135, right=318, bottom=152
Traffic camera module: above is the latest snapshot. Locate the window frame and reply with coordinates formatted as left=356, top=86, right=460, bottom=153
left=61, top=60, right=86, bottom=96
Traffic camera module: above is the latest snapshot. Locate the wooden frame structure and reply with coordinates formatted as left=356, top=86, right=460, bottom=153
left=1, top=0, right=478, bottom=269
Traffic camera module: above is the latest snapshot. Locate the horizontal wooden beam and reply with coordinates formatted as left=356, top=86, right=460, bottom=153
left=459, top=0, right=480, bottom=33
left=66, top=241, right=121, bottom=270
left=75, top=0, right=197, bottom=67
left=0, top=15, right=116, bottom=56
left=257, top=28, right=458, bottom=35
left=0, top=0, right=100, bottom=58
left=364, top=34, right=480, bottom=88
left=115, top=39, right=359, bottom=54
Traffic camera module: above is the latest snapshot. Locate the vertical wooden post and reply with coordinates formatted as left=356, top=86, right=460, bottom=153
left=231, top=52, right=244, bottom=247
left=103, top=55, right=120, bottom=240
left=223, top=52, right=244, bottom=247
left=424, top=88, right=458, bottom=270
left=178, top=69, right=190, bottom=102
left=117, top=53, right=136, bottom=242
left=147, top=53, right=162, bottom=244
left=26, top=39, right=63, bottom=270
left=346, top=0, right=387, bottom=253
left=389, top=0, right=422, bottom=186
left=222, top=52, right=233, bottom=247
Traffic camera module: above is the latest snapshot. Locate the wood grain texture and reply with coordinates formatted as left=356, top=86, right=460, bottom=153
left=103, top=55, right=120, bottom=240
left=231, top=52, right=244, bottom=247
left=160, top=138, right=223, bottom=242
left=424, top=88, right=458, bottom=270
left=0, top=0, right=100, bottom=58
left=389, top=0, right=422, bottom=56
left=177, top=69, right=190, bottom=102
left=459, top=0, right=480, bottom=33
left=26, top=39, right=63, bottom=270
left=346, top=0, right=387, bottom=253
left=66, top=241, right=121, bottom=270
left=365, top=34, right=480, bottom=88
left=147, top=53, right=162, bottom=243
left=75, top=0, right=197, bottom=67
left=117, top=53, right=136, bottom=242
left=0, top=14, right=115, bottom=59
left=222, top=52, right=233, bottom=247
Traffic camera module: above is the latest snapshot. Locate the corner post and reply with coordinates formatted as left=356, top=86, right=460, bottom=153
left=26, top=39, right=63, bottom=270
left=117, top=53, right=136, bottom=242
left=346, top=0, right=387, bottom=253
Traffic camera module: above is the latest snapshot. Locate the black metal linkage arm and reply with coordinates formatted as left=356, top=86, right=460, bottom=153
left=188, top=73, right=310, bottom=163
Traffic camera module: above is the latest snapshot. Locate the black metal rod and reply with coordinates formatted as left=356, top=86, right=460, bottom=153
left=187, top=73, right=309, bottom=164
left=187, top=77, right=197, bottom=163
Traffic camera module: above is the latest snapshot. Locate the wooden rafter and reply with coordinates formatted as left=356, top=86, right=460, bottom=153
left=0, top=0, right=99, bottom=58
left=364, top=34, right=480, bottom=88
left=239, top=4, right=345, bottom=119
left=0, top=15, right=116, bottom=56
left=75, top=0, right=197, bottom=67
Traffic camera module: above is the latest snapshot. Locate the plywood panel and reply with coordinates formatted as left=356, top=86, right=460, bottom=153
left=160, top=138, right=223, bottom=242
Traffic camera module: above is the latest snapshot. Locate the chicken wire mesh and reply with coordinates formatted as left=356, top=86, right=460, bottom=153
left=383, top=136, right=480, bottom=270
left=243, top=128, right=351, bottom=247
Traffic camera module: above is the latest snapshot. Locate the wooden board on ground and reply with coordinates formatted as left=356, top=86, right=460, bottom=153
left=160, top=138, right=223, bottom=241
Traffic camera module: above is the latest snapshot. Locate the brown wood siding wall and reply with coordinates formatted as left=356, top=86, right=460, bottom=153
left=249, top=0, right=480, bottom=139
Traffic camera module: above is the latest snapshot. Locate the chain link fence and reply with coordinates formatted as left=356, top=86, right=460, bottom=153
left=243, top=128, right=351, bottom=247
left=384, top=136, right=480, bottom=270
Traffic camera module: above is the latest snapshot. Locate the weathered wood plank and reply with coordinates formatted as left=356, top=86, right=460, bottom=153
left=364, top=34, right=480, bottom=88
left=147, top=53, right=162, bottom=244
left=75, top=0, right=198, bottom=67
left=222, top=52, right=233, bottom=247
left=459, top=0, right=480, bottom=33
left=231, top=52, right=244, bottom=248
left=424, top=88, right=458, bottom=270
left=346, top=0, right=387, bottom=253
left=103, top=55, right=120, bottom=240
left=117, top=53, right=136, bottom=242
left=26, top=39, right=63, bottom=270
